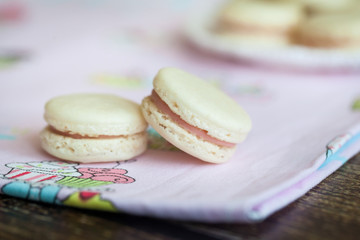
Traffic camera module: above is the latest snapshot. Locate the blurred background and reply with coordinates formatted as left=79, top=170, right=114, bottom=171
left=1, top=0, right=360, bottom=77
left=1, top=0, right=360, bottom=129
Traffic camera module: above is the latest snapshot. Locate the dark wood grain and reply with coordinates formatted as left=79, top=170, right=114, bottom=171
left=1, top=153, right=360, bottom=240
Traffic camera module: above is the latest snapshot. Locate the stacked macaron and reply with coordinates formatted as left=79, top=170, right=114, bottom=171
left=295, top=13, right=360, bottom=49
left=215, top=0, right=304, bottom=47
left=40, top=68, right=252, bottom=164
left=299, top=0, right=356, bottom=15
left=214, top=0, right=360, bottom=50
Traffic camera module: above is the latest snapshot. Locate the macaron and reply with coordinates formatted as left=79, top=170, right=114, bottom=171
left=215, top=0, right=304, bottom=47
left=40, top=93, right=148, bottom=163
left=141, top=67, right=252, bottom=163
left=298, top=0, right=355, bottom=15
left=295, top=12, right=360, bottom=49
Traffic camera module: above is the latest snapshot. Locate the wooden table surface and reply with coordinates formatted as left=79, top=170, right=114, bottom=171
left=1, top=153, right=359, bottom=240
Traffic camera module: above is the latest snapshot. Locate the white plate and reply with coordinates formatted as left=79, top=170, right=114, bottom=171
left=184, top=14, right=360, bottom=70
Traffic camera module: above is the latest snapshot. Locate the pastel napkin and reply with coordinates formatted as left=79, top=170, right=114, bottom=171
left=1, top=0, right=360, bottom=223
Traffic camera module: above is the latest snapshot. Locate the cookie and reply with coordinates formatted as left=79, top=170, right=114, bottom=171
left=215, top=0, right=304, bottom=47
left=40, top=93, right=148, bottom=163
left=299, top=0, right=355, bottom=15
left=141, top=67, right=252, bottom=163
left=295, top=12, right=360, bottom=49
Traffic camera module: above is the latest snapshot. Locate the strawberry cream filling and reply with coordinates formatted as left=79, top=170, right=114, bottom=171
left=151, top=90, right=236, bottom=148
left=48, top=126, right=126, bottom=139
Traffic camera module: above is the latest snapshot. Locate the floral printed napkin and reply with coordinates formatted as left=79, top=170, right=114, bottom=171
left=1, top=1, right=360, bottom=222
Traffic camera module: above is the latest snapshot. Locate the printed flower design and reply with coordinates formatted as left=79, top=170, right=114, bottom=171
left=91, top=73, right=150, bottom=89
left=78, top=168, right=135, bottom=184
left=352, top=98, right=360, bottom=111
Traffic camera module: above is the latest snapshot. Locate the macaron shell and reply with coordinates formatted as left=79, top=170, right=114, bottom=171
left=218, top=0, right=303, bottom=28
left=301, top=13, right=360, bottom=37
left=153, top=67, right=251, bottom=143
left=45, top=93, right=147, bottom=136
left=300, top=0, right=354, bottom=14
left=296, top=13, right=360, bottom=49
left=40, top=127, right=147, bottom=163
left=216, top=32, right=291, bottom=47
left=141, top=97, right=237, bottom=163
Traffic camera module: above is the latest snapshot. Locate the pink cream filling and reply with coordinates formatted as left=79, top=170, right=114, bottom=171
left=48, top=126, right=125, bottom=139
left=151, top=90, right=236, bottom=148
